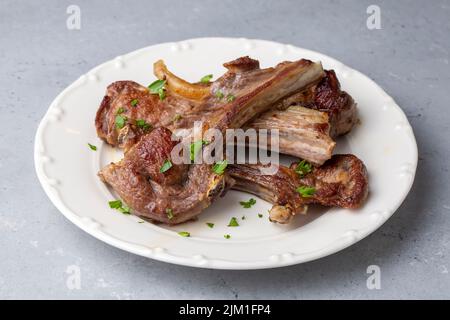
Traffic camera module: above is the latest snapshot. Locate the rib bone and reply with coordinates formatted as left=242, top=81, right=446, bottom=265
left=245, top=105, right=336, bottom=166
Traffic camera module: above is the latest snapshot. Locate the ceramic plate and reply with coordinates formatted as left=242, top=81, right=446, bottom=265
left=34, top=38, right=417, bottom=269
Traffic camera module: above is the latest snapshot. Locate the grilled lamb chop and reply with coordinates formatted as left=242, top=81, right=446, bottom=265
left=98, top=58, right=325, bottom=224
left=154, top=59, right=356, bottom=137
left=228, top=154, right=369, bottom=224
left=99, top=127, right=233, bottom=224
left=95, top=58, right=355, bottom=165
left=157, top=62, right=356, bottom=164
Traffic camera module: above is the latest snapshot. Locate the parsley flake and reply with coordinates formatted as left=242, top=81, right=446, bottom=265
left=118, top=205, right=131, bottom=214
left=148, top=79, right=166, bottom=100
left=258, top=213, right=263, bottom=218
left=88, top=143, right=97, bottom=151
left=240, top=198, right=256, bottom=209
left=206, top=222, right=214, bottom=228
left=215, top=90, right=224, bottom=99
left=224, top=234, right=231, bottom=239
left=178, top=231, right=190, bottom=237
left=212, top=160, right=228, bottom=175
left=130, top=99, right=138, bottom=107
left=159, top=159, right=172, bottom=173
left=226, top=94, right=236, bottom=102
left=135, top=119, right=151, bottom=131
left=115, top=114, right=127, bottom=129
left=158, top=87, right=166, bottom=100
left=228, top=217, right=239, bottom=227
left=108, top=200, right=131, bottom=215
left=166, top=208, right=174, bottom=220
left=295, top=160, right=313, bottom=177
left=108, top=200, right=122, bottom=209
left=200, top=74, right=213, bottom=83
left=296, top=186, right=316, bottom=198
left=190, top=140, right=208, bottom=161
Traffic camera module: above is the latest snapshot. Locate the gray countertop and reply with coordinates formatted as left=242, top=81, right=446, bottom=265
left=1, top=0, right=449, bottom=299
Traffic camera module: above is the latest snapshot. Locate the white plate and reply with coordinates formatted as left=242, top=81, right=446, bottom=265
left=34, top=38, right=417, bottom=269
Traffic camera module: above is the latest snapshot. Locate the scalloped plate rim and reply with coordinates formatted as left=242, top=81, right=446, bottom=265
left=34, top=37, right=418, bottom=270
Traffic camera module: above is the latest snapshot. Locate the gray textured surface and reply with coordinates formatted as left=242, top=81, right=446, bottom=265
left=0, top=0, right=449, bottom=299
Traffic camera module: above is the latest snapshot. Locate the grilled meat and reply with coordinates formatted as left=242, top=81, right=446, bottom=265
left=99, top=127, right=233, bottom=224
left=98, top=58, right=325, bottom=224
left=96, top=60, right=355, bottom=165
left=263, top=70, right=357, bottom=137
left=96, top=57, right=324, bottom=150
left=228, top=154, right=369, bottom=224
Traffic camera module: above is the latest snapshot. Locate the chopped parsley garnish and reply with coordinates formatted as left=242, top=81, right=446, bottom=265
left=228, top=217, right=239, bottom=227
left=130, top=99, right=138, bottom=107
left=108, top=200, right=122, bottom=209
left=200, top=74, right=213, bottom=83
left=296, top=186, right=316, bottom=198
left=206, top=222, right=214, bottom=228
left=173, top=114, right=182, bottom=122
left=108, top=200, right=130, bottom=214
left=88, top=143, right=97, bottom=151
left=258, top=213, right=263, bottom=218
left=190, top=140, right=208, bottom=161
left=115, top=114, right=127, bottom=129
left=158, top=88, right=166, bottom=100
left=166, top=208, right=174, bottom=220
left=241, top=216, right=246, bottom=220
left=117, top=107, right=125, bottom=114
left=135, top=119, right=151, bottom=131
left=119, top=206, right=130, bottom=214
left=224, top=234, right=231, bottom=239
left=240, top=198, right=256, bottom=208
left=212, top=160, right=228, bottom=175
left=138, top=221, right=145, bottom=224
left=215, top=90, right=224, bottom=99
left=226, top=94, right=236, bottom=102
left=148, top=79, right=166, bottom=92
left=295, top=160, right=313, bottom=177
left=178, top=231, right=190, bottom=237
left=159, top=159, right=172, bottom=173
left=148, top=79, right=166, bottom=100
